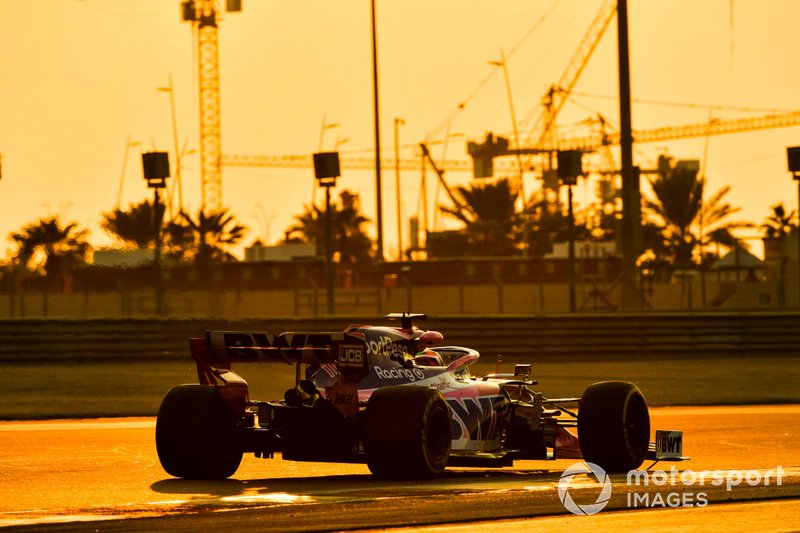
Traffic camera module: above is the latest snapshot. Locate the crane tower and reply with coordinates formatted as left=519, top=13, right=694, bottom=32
left=181, top=0, right=241, bottom=211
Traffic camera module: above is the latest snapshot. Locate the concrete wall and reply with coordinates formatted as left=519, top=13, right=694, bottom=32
left=0, top=277, right=786, bottom=319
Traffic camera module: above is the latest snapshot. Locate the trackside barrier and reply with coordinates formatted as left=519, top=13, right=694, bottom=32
left=1, top=312, right=800, bottom=362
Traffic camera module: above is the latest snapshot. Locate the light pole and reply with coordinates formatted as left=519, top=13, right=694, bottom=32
left=394, top=117, right=405, bottom=260
left=787, top=146, right=800, bottom=305
left=317, top=116, right=341, bottom=151
left=558, top=150, right=583, bottom=313
left=314, top=151, right=341, bottom=315
left=489, top=50, right=525, bottom=206
left=142, top=152, right=171, bottom=316
left=157, top=76, right=183, bottom=217
left=617, top=0, right=640, bottom=308
left=312, top=118, right=341, bottom=204
left=370, top=0, right=384, bottom=262
left=116, top=135, right=141, bottom=208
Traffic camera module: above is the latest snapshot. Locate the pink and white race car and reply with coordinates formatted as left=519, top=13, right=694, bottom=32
left=156, top=313, right=686, bottom=479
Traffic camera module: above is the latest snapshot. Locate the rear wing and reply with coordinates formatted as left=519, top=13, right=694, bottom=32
left=190, top=330, right=369, bottom=385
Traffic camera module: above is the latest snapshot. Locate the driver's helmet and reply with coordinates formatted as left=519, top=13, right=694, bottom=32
left=414, top=348, right=444, bottom=367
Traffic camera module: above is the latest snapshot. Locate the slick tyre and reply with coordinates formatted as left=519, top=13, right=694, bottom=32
left=577, top=381, right=650, bottom=472
left=364, top=385, right=451, bottom=479
left=155, top=384, right=243, bottom=479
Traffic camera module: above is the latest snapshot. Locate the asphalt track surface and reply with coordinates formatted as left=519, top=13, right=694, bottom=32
left=1, top=405, right=798, bottom=532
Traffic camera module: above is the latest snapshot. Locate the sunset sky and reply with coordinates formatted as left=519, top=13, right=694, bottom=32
left=1, top=0, right=799, bottom=261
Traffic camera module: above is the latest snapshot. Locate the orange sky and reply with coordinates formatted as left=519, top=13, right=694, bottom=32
left=1, top=0, right=799, bottom=261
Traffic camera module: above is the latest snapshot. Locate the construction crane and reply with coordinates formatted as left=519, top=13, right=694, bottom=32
left=462, top=0, right=616, bottom=194
left=221, top=148, right=533, bottom=175
left=223, top=152, right=473, bottom=172
left=470, top=109, right=800, bottom=171
left=419, top=143, right=472, bottom=218
left=222, top=108, right=800, bottom=193
left=525, top=0, right=617, bottom=150
left=559, top=110, right=800, bottom=151
left=180, top=0, right=242, bottom=212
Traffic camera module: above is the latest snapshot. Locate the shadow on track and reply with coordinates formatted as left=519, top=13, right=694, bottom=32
left=150, top=467, right=568, bottom=498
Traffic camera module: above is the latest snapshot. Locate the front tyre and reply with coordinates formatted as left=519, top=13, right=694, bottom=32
left=155, top=384, right=243, bottom=479
left=578, top=381, right=650, bottom=472
left=364, top=386, right=451, bottom=479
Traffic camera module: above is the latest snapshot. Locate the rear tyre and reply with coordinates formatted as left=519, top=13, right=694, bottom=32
left=155, top=384, right=243, bottom=479
left=364, top=385, right=451, bottom=479
left=577, top=381, right=650, bottom=472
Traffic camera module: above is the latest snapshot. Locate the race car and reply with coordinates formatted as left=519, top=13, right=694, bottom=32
left=156, top=313, right=687, bottom=479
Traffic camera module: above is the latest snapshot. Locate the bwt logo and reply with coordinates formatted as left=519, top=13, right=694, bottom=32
left=338, top=345, right=365, bottom=367
left=660, top=434, right=682, bottom=455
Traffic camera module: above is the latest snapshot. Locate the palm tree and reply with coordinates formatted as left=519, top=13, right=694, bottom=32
left=643, top=156, right=753, bottom=269
left=10, top=216, right=90, bottom=277
left=760, top=202, right=794, bottom=239
left=100, top=200, right=163, bottom=249
left=286, top=190, right=373, bottom=264
left=167, top=208, right=247, bottom=264
left=440, top=178, right=519, bottom=256
left=9, top=216, right=90, bottom=315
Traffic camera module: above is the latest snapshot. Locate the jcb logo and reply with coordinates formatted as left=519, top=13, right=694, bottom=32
left=338, top=345, right=364, bottom=367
